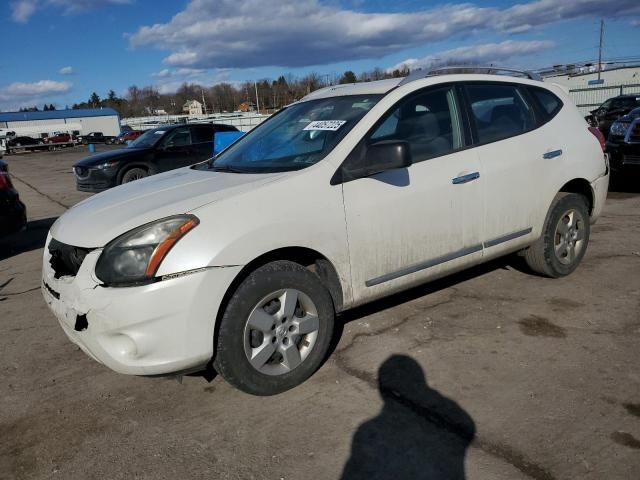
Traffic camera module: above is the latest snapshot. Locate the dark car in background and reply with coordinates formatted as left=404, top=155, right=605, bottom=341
left=78, top=131, right=116, bottom=145
left=0, top=160, right=27, bottom=237
left=73, top=123, right=239, bottom=192
left=114, top=130, right=145, bottom=144
left=8, top=136, right=43, bottom=148
left=606, top=106, right=640, bottom=171
left=588, top=94, right=640, bottom=137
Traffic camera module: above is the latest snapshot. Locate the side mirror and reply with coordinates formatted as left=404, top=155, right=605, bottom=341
left=364, top=141, right=412, bottom=176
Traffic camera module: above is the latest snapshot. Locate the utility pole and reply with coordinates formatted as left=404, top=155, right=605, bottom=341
left=201, top=89, right=208, bottom=115
left=254, top=81, right=260, bottom=114
left=597, top=19, right=604, bottom=81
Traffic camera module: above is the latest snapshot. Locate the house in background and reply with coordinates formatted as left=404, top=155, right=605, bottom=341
left=238, top=102, right=256, bottom=113
left=183, top=100, right=203, bottom=116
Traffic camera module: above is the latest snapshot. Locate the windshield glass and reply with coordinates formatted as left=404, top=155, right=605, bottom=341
left=210, top=95, right=381, bottom=173
left=128, top=127, right=168, bottom=148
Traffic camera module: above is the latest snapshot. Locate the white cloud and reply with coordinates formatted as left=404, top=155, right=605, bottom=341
left=59, top=66, right=74, bottom=75
left=130, top=0, right=640, bottom=69
left=0, top=80, right=72, bottom=110
left=3, top=80, right=72, bottom=96
left=151, top=67, right=207, bottom=78
left=10, top=0, right=37, bottom=23
left=389, top=40, right=555, bottom=72
left=10, top=0, right=129, bottom=23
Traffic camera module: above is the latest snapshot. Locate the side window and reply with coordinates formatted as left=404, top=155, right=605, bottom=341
left=164, top=127, right=191, bottom=147
left=367, top=86, right=463, bottom=163
left=529, top=87, right=563, bottom=119
left=466, top=84, right=535, bottom=144
left=192, top=126, right=214, bottom=143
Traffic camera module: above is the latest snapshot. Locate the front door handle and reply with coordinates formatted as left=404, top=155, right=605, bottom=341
left=452, top=172, right=480, bottom=184
left=543, top=149, right=563, bottom=159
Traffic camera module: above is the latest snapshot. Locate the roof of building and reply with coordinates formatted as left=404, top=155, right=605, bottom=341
left=183, top=100, right=202, bottom=108
left=0, top=108, right=119, bottom=123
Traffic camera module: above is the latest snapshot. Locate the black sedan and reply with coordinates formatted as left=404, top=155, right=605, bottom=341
left=8, top=136, right=43, bottom=147
left=0, top=160, right=27, bottom=237
left=73, top=123, right=239, bottom=192
left=606, top=107, right=640, bottom=171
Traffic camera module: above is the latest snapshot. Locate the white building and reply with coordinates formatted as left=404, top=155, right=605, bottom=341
left=0, top=107, right=120, bottom=139
left=543, top=65, right=640, bottom=90
left=542, top=65, right=640, bottom=115
left=183, top=100, right=203, bottom=116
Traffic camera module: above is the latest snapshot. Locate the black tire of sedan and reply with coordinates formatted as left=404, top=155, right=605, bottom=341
left=524, top=193, right=590, bottom=278
left=120, top=168, right=147, bottom=184
left=214, top=260, right=335, bottom=395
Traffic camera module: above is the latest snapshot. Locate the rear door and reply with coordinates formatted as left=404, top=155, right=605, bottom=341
left=155, top=127, right=194, bottom=171
left=462, top=82, right=550, bottom=256
left=190, top=125, right=216, bottom=161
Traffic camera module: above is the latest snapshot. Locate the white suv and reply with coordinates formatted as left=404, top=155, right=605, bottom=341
left=42, top=69, right=609, bottom=395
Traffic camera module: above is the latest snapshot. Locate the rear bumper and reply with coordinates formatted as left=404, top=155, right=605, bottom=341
left=590, top=172, right=609, bottom=223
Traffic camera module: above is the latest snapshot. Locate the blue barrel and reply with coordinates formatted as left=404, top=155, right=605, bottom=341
left=88, top=143, right=96, bottom=153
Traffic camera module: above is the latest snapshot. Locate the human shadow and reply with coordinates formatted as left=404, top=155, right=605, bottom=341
left=341, top=355, right=475, bottom=480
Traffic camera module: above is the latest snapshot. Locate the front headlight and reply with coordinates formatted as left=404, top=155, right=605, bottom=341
left=95, top=215, right=199, bottom=286
left=610, top=122, right=629, bottom=137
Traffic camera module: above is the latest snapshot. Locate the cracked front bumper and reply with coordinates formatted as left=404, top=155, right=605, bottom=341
left=41, top=234, right=242, bottom=375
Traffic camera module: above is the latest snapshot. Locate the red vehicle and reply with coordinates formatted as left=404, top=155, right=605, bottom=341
left=115, top=130, right=145, bottom=144
left=46, top=133, right=75, bottom=144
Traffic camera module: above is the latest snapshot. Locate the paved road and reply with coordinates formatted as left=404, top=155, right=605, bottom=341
left=1, top=147, right=639, bottom=480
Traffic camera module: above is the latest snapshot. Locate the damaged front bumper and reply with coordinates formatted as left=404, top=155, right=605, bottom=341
left=41, top=234, right=242, bottom=376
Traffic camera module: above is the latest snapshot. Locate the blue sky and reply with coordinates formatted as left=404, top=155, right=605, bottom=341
left=1, top=0, right=639, bottom=111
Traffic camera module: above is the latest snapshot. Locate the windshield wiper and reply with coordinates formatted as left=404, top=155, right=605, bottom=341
left=212, top=165, right=252, bottom=173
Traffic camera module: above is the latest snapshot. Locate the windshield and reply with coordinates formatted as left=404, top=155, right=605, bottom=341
left=128, top=127, right=168, bottom=148
left=210, top=95, right=381, bottom=173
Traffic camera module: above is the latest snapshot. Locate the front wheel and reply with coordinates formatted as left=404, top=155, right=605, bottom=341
left=214, top=261, right=335, bottom=395
left=524, top=193, right=590, bottom=277
left=120, top=167, right=147, bottom=184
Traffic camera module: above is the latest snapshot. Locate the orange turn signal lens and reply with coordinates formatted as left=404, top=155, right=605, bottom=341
left=144, top=217, right=199, bottom=277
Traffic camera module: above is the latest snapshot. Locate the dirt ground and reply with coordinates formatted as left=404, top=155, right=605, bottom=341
left=1, top=146, right=639, bottom=480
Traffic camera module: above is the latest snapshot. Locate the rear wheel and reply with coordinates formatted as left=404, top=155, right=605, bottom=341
left=120, top=167, right=147, bottom=184
left=214, top=261, right=335, bottom=395
left=524, top=193, right=590, bottom=277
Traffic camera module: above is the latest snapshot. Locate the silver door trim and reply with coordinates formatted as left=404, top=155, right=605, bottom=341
left=365, top=244, right=483, bottom=287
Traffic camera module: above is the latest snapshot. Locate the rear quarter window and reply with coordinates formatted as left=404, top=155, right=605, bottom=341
left=528, top=87, right=563, bottom=120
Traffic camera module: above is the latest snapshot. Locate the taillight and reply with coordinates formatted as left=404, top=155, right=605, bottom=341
left=588, top=126, right=606, bottom=152
left=0, top=173, right=13, bottom=190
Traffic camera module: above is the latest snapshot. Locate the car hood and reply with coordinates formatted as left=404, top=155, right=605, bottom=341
left=50, top=167, right=285, bottom=247
left=74, top=148, right=151, bottom=167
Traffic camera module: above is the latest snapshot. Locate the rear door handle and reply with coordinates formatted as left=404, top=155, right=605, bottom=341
left=543, top=149, right=563, bottom=159
left=452, top=172, right=480, bottom=184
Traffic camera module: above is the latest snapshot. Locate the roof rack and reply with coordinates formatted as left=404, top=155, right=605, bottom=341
left=398, top=66, right=542, bottom=86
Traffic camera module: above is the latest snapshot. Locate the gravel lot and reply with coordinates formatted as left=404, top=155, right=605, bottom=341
left=1, top=146, right=639, bottom=480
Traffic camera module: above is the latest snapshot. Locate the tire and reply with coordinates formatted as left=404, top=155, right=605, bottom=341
left=524, top=193, right=590, bottom=278
left=214, top=260, right=335, bottom=395
left=120, top=167, right=147, bottom=184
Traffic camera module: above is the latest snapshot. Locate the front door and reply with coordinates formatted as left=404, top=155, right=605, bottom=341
left=340, top=85, right=484, bottom=304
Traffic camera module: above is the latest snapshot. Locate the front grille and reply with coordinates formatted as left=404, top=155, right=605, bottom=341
left=74, top=166, right=90, bottom=179
left=48, top=239, right=92, bottom=278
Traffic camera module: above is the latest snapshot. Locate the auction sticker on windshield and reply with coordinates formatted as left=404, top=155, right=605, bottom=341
left=304, top=120, right=346, bottom=131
